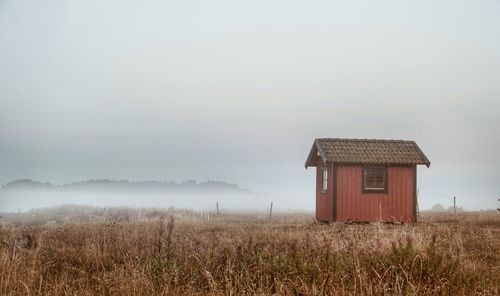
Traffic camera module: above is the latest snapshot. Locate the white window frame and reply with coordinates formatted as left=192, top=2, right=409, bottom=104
left=362, top=166, right=387, bottom=193
left=322, top=167, right=328, bottom=191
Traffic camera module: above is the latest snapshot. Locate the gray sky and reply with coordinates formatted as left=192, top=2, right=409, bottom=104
left=1, top=0, right=499, bottom=210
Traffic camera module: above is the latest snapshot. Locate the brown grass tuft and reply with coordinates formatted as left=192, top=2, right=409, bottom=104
left=0, top=210, right=498, bottom=295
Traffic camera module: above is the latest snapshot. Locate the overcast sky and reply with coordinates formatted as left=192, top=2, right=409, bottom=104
left=1, top=0, right=499, bottom=210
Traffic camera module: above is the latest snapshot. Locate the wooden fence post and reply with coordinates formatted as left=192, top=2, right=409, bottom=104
left=216, top=202, right=219, bottom=216
left=269, top=202, right=273, bottom=219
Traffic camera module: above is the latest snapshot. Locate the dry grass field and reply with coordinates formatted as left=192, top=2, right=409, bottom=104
left=0, top=207, right=499, bottom=295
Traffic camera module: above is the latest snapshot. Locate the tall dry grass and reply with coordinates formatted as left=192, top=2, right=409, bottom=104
left=0, top=210, right=498, bottom=295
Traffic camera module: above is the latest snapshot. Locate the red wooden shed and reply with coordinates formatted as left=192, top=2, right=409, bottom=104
left=305, top=138, right=430, bottom=223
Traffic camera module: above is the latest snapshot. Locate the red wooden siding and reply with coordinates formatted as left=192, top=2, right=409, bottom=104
left=315, top=161, right=333, bottom=222
left=335, top=165, right=415, bottom=222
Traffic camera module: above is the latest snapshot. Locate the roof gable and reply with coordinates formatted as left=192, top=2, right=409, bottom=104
left=305, top=138, right=430, bottom=168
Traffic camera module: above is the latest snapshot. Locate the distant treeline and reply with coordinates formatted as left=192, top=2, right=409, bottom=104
left=1, top=179, right=251, bottom=194
left=423, top=203, right=465, bottom=213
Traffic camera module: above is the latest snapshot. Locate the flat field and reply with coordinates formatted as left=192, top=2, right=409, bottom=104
left=0, top=208, right=499, bottom=295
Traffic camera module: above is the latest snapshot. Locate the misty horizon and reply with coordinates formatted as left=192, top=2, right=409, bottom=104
left=0, top=176, right=496, bottom=213
left=0, top=177, right=260, bottom=213
left=1, top=178, right=250, bottom=191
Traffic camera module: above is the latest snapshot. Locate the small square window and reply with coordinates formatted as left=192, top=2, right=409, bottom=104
left=363, top=167, right=386, bottom=193
left=322, top=168, right=328, bottom=191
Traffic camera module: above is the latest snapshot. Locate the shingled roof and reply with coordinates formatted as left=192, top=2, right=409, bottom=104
left=305, top=138, right=430, bottom=168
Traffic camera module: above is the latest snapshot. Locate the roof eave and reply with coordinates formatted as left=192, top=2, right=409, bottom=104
left=330, top=161, right=431, bottom=167
left=411, top=141, right=431, bottom=168
left=304, top=139, right=327, bottom=169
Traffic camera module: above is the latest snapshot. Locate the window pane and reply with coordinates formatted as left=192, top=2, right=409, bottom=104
left=322, top=168, right=328, bottom=191
left=363, top=168, right=385, bottom=191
